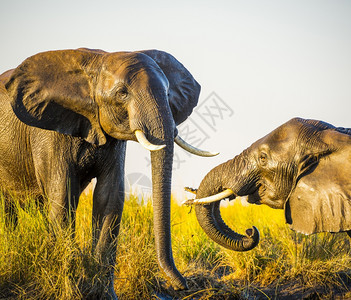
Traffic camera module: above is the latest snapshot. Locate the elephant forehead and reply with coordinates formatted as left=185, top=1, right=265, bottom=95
left=254, top=122, right=301, bottom=152
left=254, top=133, right=296, bottom=155
left=102, top=52, right=159, bottom=75
left=102, top=55, right=168, bottom=89
left=271, top=123, right=300, bottom=142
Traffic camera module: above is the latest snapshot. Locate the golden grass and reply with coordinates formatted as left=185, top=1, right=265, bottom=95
left=1, top=193, right=351, bottom=299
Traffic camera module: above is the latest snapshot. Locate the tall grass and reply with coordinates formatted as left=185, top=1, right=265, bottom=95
left=1, top=193, right=351, bottom=299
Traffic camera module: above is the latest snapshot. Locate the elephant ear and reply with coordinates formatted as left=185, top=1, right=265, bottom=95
left=285, top=129, right=351, bottom=234
left=138, top=50, right=200, bottom=125
left=5, top=49, right=106, bottom=145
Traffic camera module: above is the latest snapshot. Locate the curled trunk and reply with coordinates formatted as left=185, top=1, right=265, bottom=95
left=194, top=154, right=260, bottom=251
left=195, top=202, right=259, bottom=251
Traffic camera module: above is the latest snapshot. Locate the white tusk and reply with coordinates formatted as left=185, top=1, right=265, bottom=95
left=135, top=130, right=166, bottom=151
left=174, top=135, right=219, bottom=157
left=182, top=188, right=234, bottom=205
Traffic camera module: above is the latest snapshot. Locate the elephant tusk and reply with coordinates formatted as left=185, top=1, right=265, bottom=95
left=135, top=130, right=166, bottom=151
left=182, top=188, right=234, bottom=205
left=174, top=135, right=219, bottom=157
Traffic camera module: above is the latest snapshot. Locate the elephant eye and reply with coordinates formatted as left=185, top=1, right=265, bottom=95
left=116, top=87, right=129, bottom=101
left=259, top=152, right=268, bottom=165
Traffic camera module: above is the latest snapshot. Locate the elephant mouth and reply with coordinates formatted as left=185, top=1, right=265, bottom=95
left=237, top=184, right=286, bottom=209
left=185, top=181, right=286, bottom=209
left=245, top=180, right=266, bottom=205
left=250, top=184, right=286, bottom=209
left=105, top=128, right=138, bottom=141
left=247, top=189, right=262, bottom=204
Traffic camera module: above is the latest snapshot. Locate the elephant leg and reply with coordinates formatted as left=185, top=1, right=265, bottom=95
left=31, top=134, right=81, bottom=231
left=92, top=142, right=126, bottom=298
left=92, top=180, right=124, bottom=299
left=41, top=170, right=81, bottom=231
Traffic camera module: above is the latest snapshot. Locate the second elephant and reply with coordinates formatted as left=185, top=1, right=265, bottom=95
left=186, top=118, right=351, bottom=250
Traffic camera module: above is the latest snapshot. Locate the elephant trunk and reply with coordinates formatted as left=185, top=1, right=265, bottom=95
left=194, top=152, right=260, bottom=251
left=139, top=97, right=187, bottom=290
left=151, top=142, right=187, bottom=290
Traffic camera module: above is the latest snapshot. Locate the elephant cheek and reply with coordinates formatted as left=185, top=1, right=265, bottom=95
left=98, top=106, right=130, bottom=138
left=259, top=193, right=286, bottom=209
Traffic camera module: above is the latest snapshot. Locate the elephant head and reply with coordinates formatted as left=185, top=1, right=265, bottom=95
left=5, top=48, right=216, bottom=289
left=187, top=118, right=351, bottom=251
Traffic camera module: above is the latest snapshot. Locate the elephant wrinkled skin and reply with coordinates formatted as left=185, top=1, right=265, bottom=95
left=0, top=48, right=207, bottom=297
left=188, top=118, right=351, bottom=251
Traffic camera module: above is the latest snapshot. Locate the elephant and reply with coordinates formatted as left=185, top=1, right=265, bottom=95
left=184, top=117, right=351, bottom=251
left=0, top=48, right=218, bottom=297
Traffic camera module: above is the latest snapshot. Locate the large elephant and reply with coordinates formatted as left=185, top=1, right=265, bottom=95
left=0, top=48, right=217, bottom=297
left=185, top=118, right=351, bottom=251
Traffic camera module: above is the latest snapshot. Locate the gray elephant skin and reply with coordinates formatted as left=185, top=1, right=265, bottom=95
left=0, top=48, right=206, bottom=297
left=189, top=118, right=351, bottom=251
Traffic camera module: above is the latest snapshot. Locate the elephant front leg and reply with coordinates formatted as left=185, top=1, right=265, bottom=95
left=92, top=179, right=124, bottom=299
left=92, top=202, right=124, bottom=261
left=91, top=147, right=126, bottom=298
left=44, top=172, right=80, bottom=231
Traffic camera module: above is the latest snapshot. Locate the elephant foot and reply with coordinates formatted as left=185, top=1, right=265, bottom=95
left=105, top=273, right=118, bottom=300
left=89, top=270, right=118, bottom=300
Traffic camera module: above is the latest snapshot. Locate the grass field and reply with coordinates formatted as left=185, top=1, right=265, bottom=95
left=1, top=192, right=351, bottom=299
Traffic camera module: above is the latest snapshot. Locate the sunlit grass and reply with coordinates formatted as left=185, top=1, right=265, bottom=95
left=1, top=192, right=351, bottom=299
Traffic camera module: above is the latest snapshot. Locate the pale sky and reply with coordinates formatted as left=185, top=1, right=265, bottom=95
left=1, top=0, right=351, bottom=200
